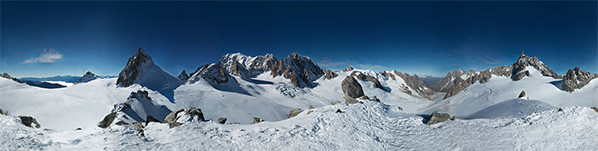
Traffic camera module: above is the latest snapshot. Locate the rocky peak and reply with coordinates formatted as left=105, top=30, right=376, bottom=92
left=178, top=70, right=189, bottom=81
left=393, top=70, right=436, bottom=100
left=1, top=73, right=18, bottom=82
left=428, top=69, right=477, bottom=92
left=562, top=67, right=598, bottom=92
left=76, top=71, right=98, bottom=83
left=342, top=66, right=354, bottom=72
left=511, top=51, right=559, bottom=80
left=117, top=48, right=155, bottom=87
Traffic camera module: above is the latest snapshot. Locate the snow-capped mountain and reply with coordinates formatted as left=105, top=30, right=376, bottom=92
left=177, top=70, right=189, bottom=82
left=561, top=67, right=598, bottom=92
left=217, top=52, right=324, bottom=87
left=444, top=52, right=569, bottom=99
left=116, top=48, right=182, bottom=93
left=76, top=71, right=98, bottom=83
left=427, top=69, right=478, bottom=92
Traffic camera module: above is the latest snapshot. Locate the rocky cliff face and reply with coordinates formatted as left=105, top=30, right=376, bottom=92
left=216, top=52, right=324, bottom=87
left=188, top=63, right=233, bottom=85
left=117, top=48, right=154, bottom=87
left=1, top=73, right=18, bottom=82
left=178, top=70, right=189, bottom=82
left=562, top=67, right=598, bottom=92
left=115, top=48, right=181, bottom=92
left=427, top=69, right=478, bottom=92
left=443, top=52, right=563, bottom=99
left=393, top=70, right=436, bottom=100
left=76, top=71, right=98, bottom=83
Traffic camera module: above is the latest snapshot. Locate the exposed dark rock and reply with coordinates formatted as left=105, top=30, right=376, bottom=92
left=518, top=91, right=526, bottom=98
left=116, top=48, right=153, bottom=87
left=309, top=105, right=314, bottom=109
left=335, top=109, right=344, bottom=113
left=0, top=108, right=6, bottom=115
left=558, top=108, right=564, bottom=112
left=591, top=107, right=598, bottom=113
left=428, top=69, right=477, bottom=92
left=397, top=106, right=403, bottom=111
left=372, top=96, right=381, bottom=102
left=76, top=128, right=82, bottom=130
left=251, top=117, right=264, bottom=124
left=341, top=76, right=365, bottom=98
left=1, top=73, right=18, bottom=82
left=380, top=71, right=396, bottom=80
left=365, top=75, right=388, bottom=92
left=359, top=95, right=370, bottom=100
left=76, top=71, right=98, bottom=83
left=341, top=66, right=354, bottom=72
left=444, top=52, right=563, bottom=99
left=512, top=70, right=530, bottom=81
left=286, top=108, right=303, bottom=118
left=350, top=71, right=366, bottom=80
left=344, top=96, right=362, bottom=104
left=192, top=63, right=230, bottom=84
left=178, top=70, right=189, bottom=82
left=322, top=69, right=338, bottom=80
left=426, top=113, right=450, bottom=125
left=163, top=108, right=205, bottom=128
left=217, top=118, right=227, bottom=124
left=19, top=116, right=41, bottom=128
left=98, top=112, right=117, bottom=128
left=393, top=70, right=436, bottom=100
left=562, top=67, right=598, bottom=92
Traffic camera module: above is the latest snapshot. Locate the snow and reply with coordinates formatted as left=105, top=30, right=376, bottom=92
left=2, top=101, right=598, bottom=150
left=0, top=78, right=173, bottom=131
left=1, top=59, right=597, bottom=150
left=426, top=67, right=598, bottom=118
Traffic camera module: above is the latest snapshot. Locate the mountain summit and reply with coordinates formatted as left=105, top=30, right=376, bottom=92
left=116, top=48, right=181, bottom=92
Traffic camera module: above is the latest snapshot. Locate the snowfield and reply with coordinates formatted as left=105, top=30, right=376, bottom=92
left=1, top=57, right=597, bottom=150
left=1, top=101, right=597, bottom=150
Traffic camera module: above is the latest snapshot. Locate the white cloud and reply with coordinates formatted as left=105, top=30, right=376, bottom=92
left=23, top=49, right=63, bottom=64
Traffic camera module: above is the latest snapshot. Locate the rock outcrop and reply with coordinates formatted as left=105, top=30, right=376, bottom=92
left=322, top=69, right=338, bottom=80
left=117, top=48, right=153, bottom=87
left=1, top=73, right=18, bottom=82
left=189, top=63, right=231, bottom=84
left=426, top=113, right=450, bottom=125
left=427, top=69, right=477, bottom=92
left=98, top=90, right=172, bottom=128
left=341, top=76, right=364, bottom=98
left=341, top=66, right=354, bottom=72
left=217, top=118, right=227, bottom=124
left=252, top=117, right=264, bottom=124
left=393, top=70, right=436, bottom=99
left=518, top=91, right=527, bottom=99
left=444, top=52, right=561, bottom=99
left=163, top=108, right=205, bottom=128
left=217, top=52, right=323, bottom=87
left=76, top=71, right=98, bottom=83
left=178, top=70, right=189, bottom=82
left=115, top=48, right=181, bottom=92
left=19, top=116, right=41, bottom=128
left=561, top=67, right=598, bottom=92
left=286, top=108, right=303, bottom=118
left=350, top=71, right=387, bottom=92
left=0, top=108, right=7, bottom=115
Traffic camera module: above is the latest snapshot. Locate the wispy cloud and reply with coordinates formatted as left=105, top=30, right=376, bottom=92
left=23, top=49, right=63, bottom=64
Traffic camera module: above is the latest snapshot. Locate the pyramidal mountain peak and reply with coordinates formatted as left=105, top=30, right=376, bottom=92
left=116, top=48, right=181, bottom=93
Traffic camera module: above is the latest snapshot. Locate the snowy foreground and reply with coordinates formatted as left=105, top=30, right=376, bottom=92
left=1, top=64, right=597, bottom=150
left=1, top=101, right=597, bottom=150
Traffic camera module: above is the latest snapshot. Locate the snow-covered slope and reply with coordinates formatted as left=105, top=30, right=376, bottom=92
left=116, top=48, right=181, bottom=93
left=2, top=101, right=597, bottom=150
left=0, top=78, right=174, bottom=131
left=426, top=67, right=598, bottom=118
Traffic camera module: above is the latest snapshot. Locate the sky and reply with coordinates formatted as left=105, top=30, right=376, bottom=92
left=1, top=1, right=596, bottom=78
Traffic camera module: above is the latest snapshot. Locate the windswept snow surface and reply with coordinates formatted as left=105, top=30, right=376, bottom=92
left=0, top=78, right=174, bottom=131
left=427, top=67, right=598, bottom=118
left=2, top=101, right=598, bottom=150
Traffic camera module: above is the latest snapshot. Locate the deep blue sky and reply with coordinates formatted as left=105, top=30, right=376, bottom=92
left=1, top=1, right=596, bottom=77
